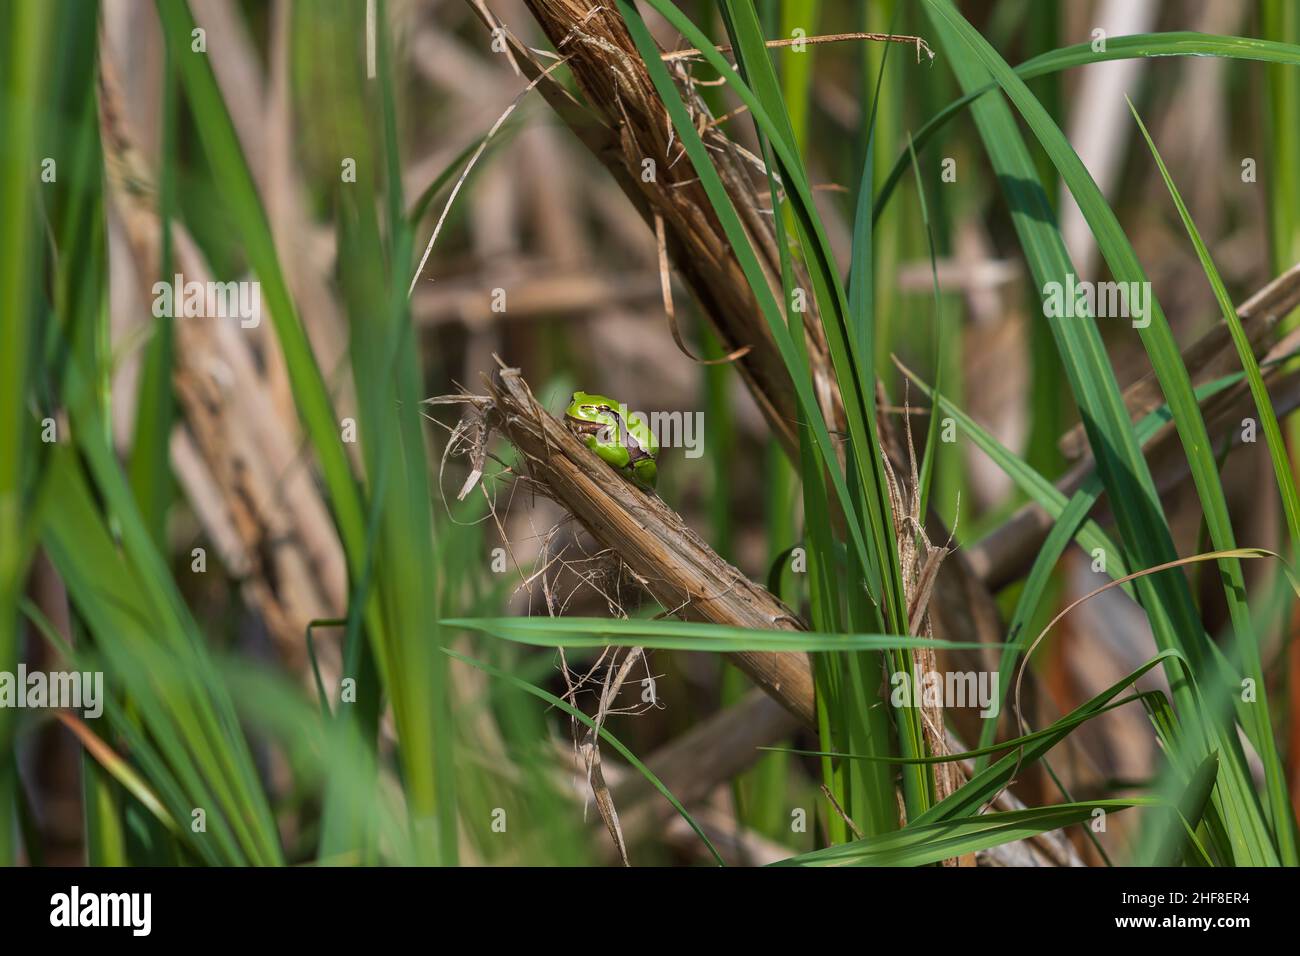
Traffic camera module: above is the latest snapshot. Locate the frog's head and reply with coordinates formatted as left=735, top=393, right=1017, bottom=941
left=565, top=391, right=622, bottom=425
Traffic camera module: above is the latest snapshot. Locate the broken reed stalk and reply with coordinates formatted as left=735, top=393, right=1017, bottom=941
left=460, top=366, right=1090, bottom=864
left=482, top=367, right=817, bottom=727
left=462, top=367, right=1083, bottom=866
left=98, top=44, right=347, bottom=674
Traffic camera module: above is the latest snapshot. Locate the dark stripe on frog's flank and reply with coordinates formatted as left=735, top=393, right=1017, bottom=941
left=563, top=415, right=605, bottom=438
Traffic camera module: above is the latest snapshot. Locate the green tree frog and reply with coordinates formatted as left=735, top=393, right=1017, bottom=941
left=564, top=391, right=659, bottom=490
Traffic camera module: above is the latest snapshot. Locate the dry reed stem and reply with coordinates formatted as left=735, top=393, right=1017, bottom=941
left=99, top=45, right=347, bottom=674
left=478, top=365, right=818, bottom=725
left=442, top=366, right=1084, bottom=866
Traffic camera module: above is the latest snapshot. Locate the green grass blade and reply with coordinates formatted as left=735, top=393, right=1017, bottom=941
left=723, top=0, right=896, bottom=838
left=41, top=443, right=282, bottom=864
left=0, top=0, right=56, bottom=865
left=717, top=0, right=909, bottom=631
left=319, top=0, right=452, bottom=862
left=905, top=133, right=945, bottom=520
left=768, top=690, right=1163, bottom=765
left=774, top=799, right=1152, bottom=867
left=443, top=616, right=997, bottom=653
left=1150, top=750, right=1219, bottom=867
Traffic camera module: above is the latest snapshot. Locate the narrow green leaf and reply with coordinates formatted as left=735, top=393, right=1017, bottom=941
left=775, top=799, right=1151, bottom=867
left=443, top=616, right=998, bottom=653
